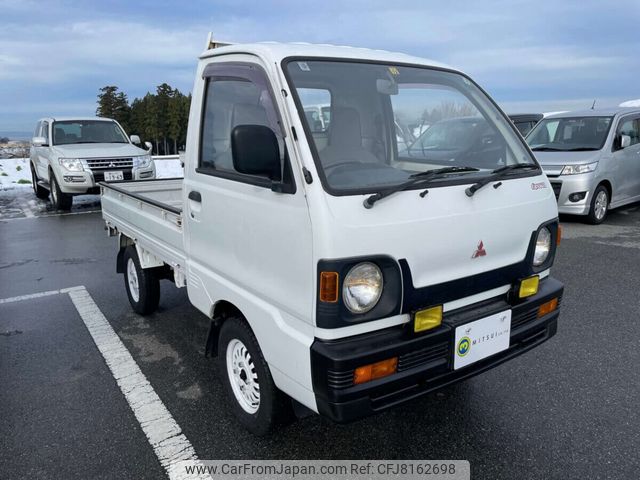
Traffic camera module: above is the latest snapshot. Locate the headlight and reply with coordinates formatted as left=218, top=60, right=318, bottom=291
left=58, top=158, right=84, bottom=172
left=343, top=262, right=383, bottom=313
left=533, top=227, right=552, bottom=266
left=561, top=162, right=598, bottom=175
left=133, top=155, right=152, bottom=168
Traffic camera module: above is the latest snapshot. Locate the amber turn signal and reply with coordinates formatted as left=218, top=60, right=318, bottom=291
left=319, top=271, right=339, bottom=303
left=537, top=298, right=558, bottom=318
left=354, top=357, right=398, bottom=385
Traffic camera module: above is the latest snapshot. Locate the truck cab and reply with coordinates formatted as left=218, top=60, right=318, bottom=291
left=101, top=37, right=564, bottom=435
left=30, top=117, right=155, bottom=210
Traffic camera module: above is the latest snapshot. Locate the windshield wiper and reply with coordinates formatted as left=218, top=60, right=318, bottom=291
left=565, top=147, right=599, bottom=151
left=465, top=164, right=540, bottom=197
left=363, top=166, right=480, bottom=209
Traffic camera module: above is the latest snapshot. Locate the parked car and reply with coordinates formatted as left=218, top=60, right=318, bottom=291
left=527, top=107, right=640, bottom=224
left=29, top=117, right=155, bottom=210
left=509, top=113, right=543, bottom=137
left=401, top=116, right=507, bottom=169
left=101, top=36, right=564, bottom=435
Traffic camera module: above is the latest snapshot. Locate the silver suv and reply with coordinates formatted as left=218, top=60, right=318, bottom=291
left=30, top=117, right=155, bottom=210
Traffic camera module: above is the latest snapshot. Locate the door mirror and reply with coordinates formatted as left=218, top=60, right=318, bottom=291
left=32, top=136, right=47, bottom=147
left=130, top=135, right=141, bottom=144
left=144, top=141, right=153, bottom=153
left=231, top=125, right=280, bottom=180
left=620, top=134, right=631, bottom=149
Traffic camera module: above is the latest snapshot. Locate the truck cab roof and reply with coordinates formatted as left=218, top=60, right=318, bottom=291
left=200, top=41, right=455, bottom=72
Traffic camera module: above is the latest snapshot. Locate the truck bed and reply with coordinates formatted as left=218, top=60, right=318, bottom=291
left=100, top=179, right=186, bottom=273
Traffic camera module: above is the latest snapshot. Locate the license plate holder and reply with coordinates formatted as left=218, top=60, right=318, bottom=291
left=104, top=171, right=124, bottom=181
left=453, top=310, right=511, bottom=370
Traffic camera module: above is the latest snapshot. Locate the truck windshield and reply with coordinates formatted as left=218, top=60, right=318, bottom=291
left=52, top=120, right=129, bottom=145
left=285, top=59, right=536, bottom=194
left=527, top=116, right=613, bottom=151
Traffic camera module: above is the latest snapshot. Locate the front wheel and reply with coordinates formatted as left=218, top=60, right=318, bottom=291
left=123, top=247, right=160, bottom=315
left=218, top=316, right=292, bottom=435
left=586, top=185, right=609, bottom=225
left=50, top=172, right=72, bottom=210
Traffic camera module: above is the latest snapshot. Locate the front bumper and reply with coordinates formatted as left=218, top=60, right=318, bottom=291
left=548, top=172, right=596, bottom=215
left=57, top=164, right=155, bottom=194
left=311, top=277, right=564, bottom=423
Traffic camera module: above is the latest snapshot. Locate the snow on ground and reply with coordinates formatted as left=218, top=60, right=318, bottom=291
left=0, top=157, right=183, bottom=191
left=0, top=158, right=30, bottom=190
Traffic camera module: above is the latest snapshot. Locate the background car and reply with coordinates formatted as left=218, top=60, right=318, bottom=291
left=30, top=117, right=155, bottom=210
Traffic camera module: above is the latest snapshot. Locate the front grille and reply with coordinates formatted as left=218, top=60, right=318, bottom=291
left=85, top=157, right=133, bottom=170
left=551, top=181, right=562, bottom=199
left=327, top=370, right=354, bottom=389
left=397, top=341, right=449, bottom=372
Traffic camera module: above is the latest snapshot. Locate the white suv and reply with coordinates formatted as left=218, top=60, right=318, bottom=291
left=30, top=117, right=156, bottom=210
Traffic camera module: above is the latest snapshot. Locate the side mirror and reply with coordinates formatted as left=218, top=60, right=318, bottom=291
left=231, top=125, right=280, bottom=181
left=620, top=134, right=631, bottom=149
left=144, top=141, right=153, bottom=153
left=32, top=136, right=47, bottom=147
left=130, top=135, right=141, bottom=144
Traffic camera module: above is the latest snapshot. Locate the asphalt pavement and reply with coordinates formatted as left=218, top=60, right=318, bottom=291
left=1, top=195, right=639, bottom=480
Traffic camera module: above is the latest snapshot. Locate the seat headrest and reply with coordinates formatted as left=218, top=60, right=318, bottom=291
left=329, top=107, right=362, bottom=149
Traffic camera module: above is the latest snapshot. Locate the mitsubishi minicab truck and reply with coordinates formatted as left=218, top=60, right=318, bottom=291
left=100, top=35, right=564, bottom=435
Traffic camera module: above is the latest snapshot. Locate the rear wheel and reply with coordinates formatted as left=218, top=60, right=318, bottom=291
left=586, top=185, right=609, bottom=225
left=123, top=246, right=160, bottom=315
left=31, top=164, right=49, bottom=199
left=218, top=316, right=293, bottom=435
left=49, top=171, right=72, bottom=211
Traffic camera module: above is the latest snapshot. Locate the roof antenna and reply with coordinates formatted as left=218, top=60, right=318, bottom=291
left=591, top=99, right=596, bottom=110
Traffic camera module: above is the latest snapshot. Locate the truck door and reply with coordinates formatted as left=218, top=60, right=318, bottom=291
left=183, top=59, right=313, bottom=329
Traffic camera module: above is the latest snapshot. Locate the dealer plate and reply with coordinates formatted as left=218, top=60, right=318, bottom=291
left=104, top=171, right=124, bottom=181
left=453, top=310, right=511, bottom=370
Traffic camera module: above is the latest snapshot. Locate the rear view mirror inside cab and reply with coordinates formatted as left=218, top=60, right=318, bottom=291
left=231, top=124, right=281, bottom=180
left=376, top=78, right=398, bottom=95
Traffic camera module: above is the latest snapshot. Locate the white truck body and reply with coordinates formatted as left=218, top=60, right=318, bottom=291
left=102, top=38, right=564, bottom=433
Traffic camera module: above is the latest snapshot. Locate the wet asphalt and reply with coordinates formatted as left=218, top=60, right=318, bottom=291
left=1, top=195, right=639, bottom=480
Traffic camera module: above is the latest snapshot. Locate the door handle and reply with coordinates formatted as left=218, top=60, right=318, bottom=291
left=188, top=191, right=201, bottom=202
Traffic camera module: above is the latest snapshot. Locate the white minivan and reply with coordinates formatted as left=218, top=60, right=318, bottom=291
left=30, top=117, right=155, bottom=210
left=101, top=38, right=564, bottom=435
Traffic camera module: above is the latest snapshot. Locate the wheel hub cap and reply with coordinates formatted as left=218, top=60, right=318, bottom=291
left=127, top=258, right=140, bottom=302
left=595, top=191, right=607, bottom=220
left=226, top=338, right=260, bottom=414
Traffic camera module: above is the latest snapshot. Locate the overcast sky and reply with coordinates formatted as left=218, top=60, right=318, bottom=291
left=1, top=0, right=639, bottom=133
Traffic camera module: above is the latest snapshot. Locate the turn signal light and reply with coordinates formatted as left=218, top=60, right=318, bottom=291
left=319, top=271, right=339, bottom=303
left=538, top=298, right=558, bottom=318
left=518, top=275, right=540, bottom=298
left=354, top=357, right=398, bottom=385
left=557, top=225, right=562, bottom=246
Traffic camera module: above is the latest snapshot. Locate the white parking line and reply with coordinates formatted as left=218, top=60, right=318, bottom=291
left=0, top=286, right=209, bottom=480
left=0, top=286, right=83, bottom=304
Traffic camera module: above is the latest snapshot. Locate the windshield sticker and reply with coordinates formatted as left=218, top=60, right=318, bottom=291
left=297, top=62, right=310, bottom=72
left=388, top=66, right=400, bottom=76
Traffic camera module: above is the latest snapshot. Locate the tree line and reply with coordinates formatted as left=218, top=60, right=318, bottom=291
left=96, top=84, right=191, bottom=155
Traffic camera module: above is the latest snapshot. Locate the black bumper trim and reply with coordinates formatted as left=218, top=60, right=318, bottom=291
left=311, top=277, right=564, bottom=423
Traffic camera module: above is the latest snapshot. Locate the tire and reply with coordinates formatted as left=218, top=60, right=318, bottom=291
left=123, top=246, right=160, bottom=315
left=49, top=171, right=73, bottom=211
left=586, top=184, right=609, bottom=225
left=218, top=316, right=293, bottom=435
left=31, top=164, right=49, bottom=199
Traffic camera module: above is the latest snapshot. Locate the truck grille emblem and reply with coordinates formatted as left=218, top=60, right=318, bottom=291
left=472, top=240, right=487, bottom=258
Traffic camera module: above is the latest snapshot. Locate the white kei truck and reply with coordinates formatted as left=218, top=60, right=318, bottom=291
left=101, top=35, right=564, bottom=435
